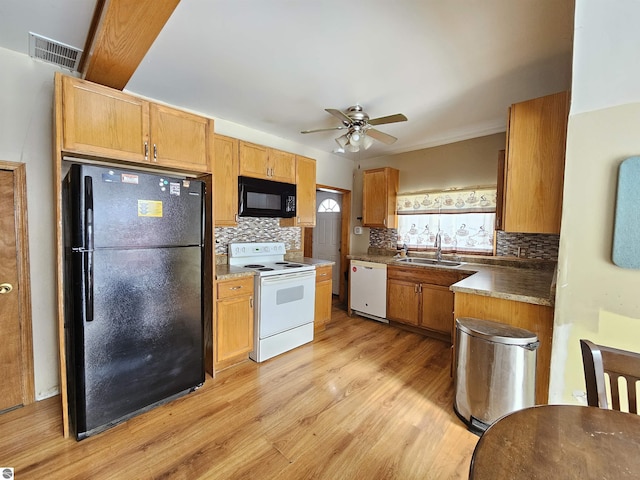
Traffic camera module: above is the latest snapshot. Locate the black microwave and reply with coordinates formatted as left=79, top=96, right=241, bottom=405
left=238, top=176, right=296, bottom=218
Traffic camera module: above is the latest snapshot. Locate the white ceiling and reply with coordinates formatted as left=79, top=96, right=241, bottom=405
left=0, top=0, right=575, bottom=160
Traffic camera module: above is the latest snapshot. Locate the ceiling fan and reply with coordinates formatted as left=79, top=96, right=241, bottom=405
left=301, top=105, right=408, bottom=153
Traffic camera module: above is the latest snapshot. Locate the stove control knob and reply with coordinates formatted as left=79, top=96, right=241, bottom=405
left=264, top=246, right=270, bottom=252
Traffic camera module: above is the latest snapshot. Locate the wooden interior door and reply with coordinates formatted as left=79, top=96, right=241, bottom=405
left=0, top=164, right=34, bottom=413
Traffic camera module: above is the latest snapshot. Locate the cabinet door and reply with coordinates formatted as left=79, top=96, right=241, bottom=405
left=281, top=155, right=316, bottom=227
left=268, top=149, right=296, bottom=183
left=362, top=167, right=398, bottom=228
left=420, top=284, right=454, bottom=337
left=149, top=104, right=211, bottom=172
left=387, top=278, right=420, bottom=326
left=61, top=75, right=149, bottom=162
left=503, top=91, right=569, bottom=234
left=216, top=294, right=254, bottom=363
left=214, top=134, right=239, bottom=226
left=239, top=142, right=269, bottom=179
left=314, top=278, right=332, bottom=333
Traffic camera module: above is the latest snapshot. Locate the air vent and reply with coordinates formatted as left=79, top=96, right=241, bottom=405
left=29, top=33, right=82, bottom=71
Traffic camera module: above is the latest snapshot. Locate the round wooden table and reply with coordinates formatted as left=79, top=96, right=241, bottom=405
left=469, top=405, right=640, bottom=479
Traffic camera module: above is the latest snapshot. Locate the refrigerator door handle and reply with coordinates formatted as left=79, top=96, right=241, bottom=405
left=84, top=176, right=94, bottom=322
left=85, top=251, right=94, bottom=322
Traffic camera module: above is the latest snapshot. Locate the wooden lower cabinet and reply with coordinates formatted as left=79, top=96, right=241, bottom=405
left=314, top=265, right=333, bottom=333
left=215, top=276, right=254, bottom=371
left=387, top=279, right=421, bottom=326
left=453, top=292, right=554, bottom=405
left=387, top=266, right=469, bottom=342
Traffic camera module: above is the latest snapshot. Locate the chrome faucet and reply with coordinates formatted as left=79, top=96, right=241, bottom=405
left=402, top=243, right=409, bottom=255
left=434, top=231, right=442, bottom=262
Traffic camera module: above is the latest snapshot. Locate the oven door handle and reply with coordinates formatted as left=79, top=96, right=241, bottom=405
left=260, top=270, right=315, bottom=285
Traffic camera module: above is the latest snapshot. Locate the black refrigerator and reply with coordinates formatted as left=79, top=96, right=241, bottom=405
left=63, top=164, right=205, bottom=440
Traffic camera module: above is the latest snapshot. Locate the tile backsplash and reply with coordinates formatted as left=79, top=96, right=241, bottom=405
left=495, top=231, right=559, bottom=260
left=214, top=217, right=301, bottom=256
left=370, top=227, right=399, bottom=249
left=369, top=227, right=559, bottom=260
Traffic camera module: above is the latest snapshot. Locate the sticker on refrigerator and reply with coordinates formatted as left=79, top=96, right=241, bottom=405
left=169, top=182, right=181, bottom=196
left=121, top=173, right=139, bottom=184
left=138, top=200, right=163, bottom=217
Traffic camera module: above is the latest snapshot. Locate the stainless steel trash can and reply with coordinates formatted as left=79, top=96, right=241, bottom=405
left=453, top=317, right=539, bottom=434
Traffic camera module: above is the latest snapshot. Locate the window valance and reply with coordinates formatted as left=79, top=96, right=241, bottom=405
left=397, top=187, right=497, bottom=215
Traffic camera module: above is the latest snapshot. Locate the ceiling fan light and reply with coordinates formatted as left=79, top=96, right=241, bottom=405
left=362, top=135, right=374, bottom=150
left=335, top=134, right=348, bottom=148
left=346, top=143, right=359, bottom=153
left=350, top=131, right=362, bottom=146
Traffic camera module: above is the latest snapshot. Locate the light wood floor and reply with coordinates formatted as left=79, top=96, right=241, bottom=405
left=0, top=302, right=479, bottom=479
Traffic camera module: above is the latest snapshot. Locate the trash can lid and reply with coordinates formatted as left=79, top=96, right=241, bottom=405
left=456, top=317, right=538, bottom=345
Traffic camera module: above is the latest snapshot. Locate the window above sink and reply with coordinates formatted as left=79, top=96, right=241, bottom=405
left=396, top=187, right=496, bottom=256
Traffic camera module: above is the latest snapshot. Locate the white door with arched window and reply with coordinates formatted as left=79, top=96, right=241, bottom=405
left=313, top=191, right=341, bottom=294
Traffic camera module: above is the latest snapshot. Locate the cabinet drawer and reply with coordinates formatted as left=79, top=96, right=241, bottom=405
left=315, top=265, right=332, bottom=283
left=387, top=265, right=468, bottom=286
left=216, top=276, right=254, bottom=299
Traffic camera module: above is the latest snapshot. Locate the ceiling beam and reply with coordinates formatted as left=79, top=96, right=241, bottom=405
left=80, top=0, right=180, bottom=90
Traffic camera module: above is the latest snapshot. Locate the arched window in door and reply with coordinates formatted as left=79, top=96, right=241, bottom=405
left=318, top=198, right=340, bottom=213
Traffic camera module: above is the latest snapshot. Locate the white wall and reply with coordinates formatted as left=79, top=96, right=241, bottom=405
left=1, top=46, right=354, bottom=400
left=0, top=47, right=61, bottom=399
left=549, top=0, right=640, bottom=403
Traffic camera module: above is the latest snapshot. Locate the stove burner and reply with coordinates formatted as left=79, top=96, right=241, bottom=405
left=257, top=267, right=274, bottom=271
left=244, top=264, right=265, bottom=269
left=284, top=264, right=303, bottom=268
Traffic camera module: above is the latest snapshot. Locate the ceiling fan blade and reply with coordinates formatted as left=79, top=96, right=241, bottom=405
left=301, top=126, right=346, bottom=134
left=368, top=113, right=408, bottom=126
left=325, top=108, right=353, bottom=125
left=367, top=128, right=398, bottom=145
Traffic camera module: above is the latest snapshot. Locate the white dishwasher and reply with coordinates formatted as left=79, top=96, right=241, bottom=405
left=349, top=260, right=388, bottom=323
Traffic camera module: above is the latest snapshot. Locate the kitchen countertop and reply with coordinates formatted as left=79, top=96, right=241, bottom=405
left=216, top=257, right=334, bottom=281
left=347, top=254, right=556, bottom=307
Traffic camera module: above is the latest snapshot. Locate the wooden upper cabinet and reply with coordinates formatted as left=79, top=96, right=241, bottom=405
left=214, top=134, right=239, bottom=227
left=281, top=155, right=316, bottom=227
left=58, top=74, right=212, bottom=173
left=238, top=142, right=269, bottom=179
left=362, top=167, right=399, bottom=228
left=238, top=141, right=296, bottom=183
left=268, top=149, right=296, bottom=183
left=502, top=91, right=569, bottom=234
left=149, top=103, right=211, bottom=172
left=61, top=74, right=149, bottom=162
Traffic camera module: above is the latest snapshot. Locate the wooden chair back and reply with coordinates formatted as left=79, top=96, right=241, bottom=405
left=580, top=339, right=640, bottom=413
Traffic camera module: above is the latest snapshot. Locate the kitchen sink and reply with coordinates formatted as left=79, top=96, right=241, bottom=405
left=395, top=257, right=462, bottom=267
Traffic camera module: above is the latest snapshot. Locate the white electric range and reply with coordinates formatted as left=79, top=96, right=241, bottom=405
left=228, top=242, right=316, bottom=362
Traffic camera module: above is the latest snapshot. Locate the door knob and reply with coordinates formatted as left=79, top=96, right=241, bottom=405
left=0, top=283, right=13, bottom=294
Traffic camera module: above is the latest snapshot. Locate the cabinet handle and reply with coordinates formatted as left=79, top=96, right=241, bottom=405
left=383, top=218, right=386, bottom=226
left=250, top=297, right=253, bottom=308
left=318, top=273, right=328, bottom=276
left=144, top=142, right=149, bottom=161
left=419, top=284, right=423, bottom=293
left=153, top=143, right=158, bottom=161
left=229, top=285, right=243, bottom=290
left=414, top=284, right=418, bottom=294
left=235, top=214, right=239, bottom=222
